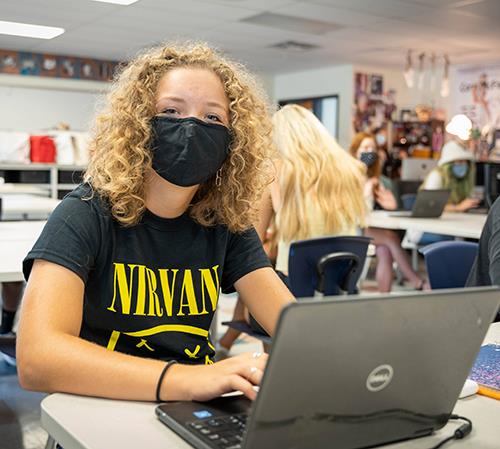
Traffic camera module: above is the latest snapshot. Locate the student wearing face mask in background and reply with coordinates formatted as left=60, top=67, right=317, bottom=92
left=350, top=132, right=428, bottom=292
left=350, top=132, right=400, bottom=213
left=374, top=127, right=391, bottom=178
left=421, top=140, right=478, bottom=212
left=409, top=140, right=478, bottom=246
left=405, top=116, right=479, bottom=247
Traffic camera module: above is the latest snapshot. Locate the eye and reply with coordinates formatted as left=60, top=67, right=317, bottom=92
left=160, top=108, right=179, bottom=116
left=206, top=114, right=222, bottom=123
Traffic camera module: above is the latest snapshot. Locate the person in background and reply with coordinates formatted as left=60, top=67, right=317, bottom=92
left=268, top=105, right=367, bottom=279
left=218, top=104, right=367, bottom=355
left=405, top=115, right=479, bottom=247
left=16, top=42, right=294, bottom=403
left=466, top=196, right=500, bottom=322
left=350, top=132, right=427, bottom=292
left=421, top=140, right=478, bottom=212
left=374, top=126, right=391, bottom=177
left=0, top=283, right=23, bottom=335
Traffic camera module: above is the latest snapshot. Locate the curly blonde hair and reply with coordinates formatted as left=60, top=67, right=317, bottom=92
left=84, top=42, right=274, bottom=231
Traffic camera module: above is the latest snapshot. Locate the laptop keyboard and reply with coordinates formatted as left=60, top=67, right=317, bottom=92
left=187, top=413, right=248, bottom=449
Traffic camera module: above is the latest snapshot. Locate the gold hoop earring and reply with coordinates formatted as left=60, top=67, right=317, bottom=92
left=215, top=169, right=222, bottom=189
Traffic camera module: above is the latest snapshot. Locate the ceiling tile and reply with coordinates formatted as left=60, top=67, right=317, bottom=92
left=396, top=0, right=468, bottom=6
left=0, top=0, right=119, bottom=29
left=136, top=0, right=256, bottom=21
left=305, top=0, right=436, bottom=19
left=207, top=0, right=297, bottom=12
left=455, top=0, right=500, bottom=19
left=0, top=0, right=497, bottom=74
left=399, top=7, right=498, bottom=35
left=271, top=2, right=381, bottom=26
left=94, top=5, right=224, bottom=30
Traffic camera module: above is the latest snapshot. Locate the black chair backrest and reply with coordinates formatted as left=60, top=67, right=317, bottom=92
left=316, top=251, right=360, bottom=294
left=288, top=236, right=371, bottom=297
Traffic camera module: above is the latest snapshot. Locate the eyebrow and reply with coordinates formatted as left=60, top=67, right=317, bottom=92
left=156, top=95, right=186, bottom=105
left=205, top=100, right=228, bottom=111
left=156, top=95, right=227, bottom=112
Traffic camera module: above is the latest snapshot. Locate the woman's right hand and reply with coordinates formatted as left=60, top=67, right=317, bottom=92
left=455, top=198, right=481, bottom=212
left=164, top=352, right=268, bottom=402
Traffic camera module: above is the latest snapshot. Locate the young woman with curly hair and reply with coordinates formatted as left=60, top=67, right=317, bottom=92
left=16, top=42, right=294, bottom=403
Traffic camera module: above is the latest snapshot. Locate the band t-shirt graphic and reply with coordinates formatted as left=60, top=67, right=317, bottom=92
left=23, top=184, right=271, bottom=364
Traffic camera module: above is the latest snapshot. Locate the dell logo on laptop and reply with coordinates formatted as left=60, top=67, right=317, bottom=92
left=366, top=364, right=394, bottom=392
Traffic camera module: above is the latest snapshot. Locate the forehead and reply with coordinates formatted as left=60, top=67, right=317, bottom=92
left=360, top=137, right=375, bottom=147
left=155, top=67, right=229, bottom=107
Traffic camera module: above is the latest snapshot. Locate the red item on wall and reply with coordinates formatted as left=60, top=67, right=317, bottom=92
left=30, top=135, right=56, bottom=163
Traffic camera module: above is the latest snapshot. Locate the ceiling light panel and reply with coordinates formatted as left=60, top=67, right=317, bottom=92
left=90, top=0, right=139, bottom=5
left=0, top=20, right=64, bottom=39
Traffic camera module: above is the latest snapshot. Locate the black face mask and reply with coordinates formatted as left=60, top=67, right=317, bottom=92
left=360, top=151, right=378, bottom=168
left=149, top=116, right=231, bottom=187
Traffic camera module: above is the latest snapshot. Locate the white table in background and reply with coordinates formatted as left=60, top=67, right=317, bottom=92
left=41, top=324, right=500, bottom=449
left=0, top=221, right=46, bottom=282
left=368, top=211, right=487, bottom=240
left=1, top=194, right=60, bottom=220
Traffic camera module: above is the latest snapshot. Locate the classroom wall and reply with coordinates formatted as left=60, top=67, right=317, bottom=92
left=354, top=64, right=453, bottom=119
left=273, top=64, right=354, bottom=149
left=0, top=63, right=462, bottom=139
left=0, top=75, right=108, bottom=132
left=0, top=72, right=274, bottom=134
left=256, top=72, right=274, bottom=101
left=272, top=63, right=455, bottom=152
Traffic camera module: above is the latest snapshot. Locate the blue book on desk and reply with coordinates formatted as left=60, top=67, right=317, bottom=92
left=469, top=344, right=500, bottom=392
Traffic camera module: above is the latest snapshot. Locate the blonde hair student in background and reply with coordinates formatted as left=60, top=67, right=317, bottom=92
left=270, top=105, right=367, bottom=276
left=218, top=104, right=366, bottom=354
left=350, top=132, right=428, bottom=292
left=16, top=42, right=294, bottom=404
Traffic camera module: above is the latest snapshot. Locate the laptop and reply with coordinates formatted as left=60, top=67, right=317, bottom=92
left=401, top=158, right=437, bottom=181
left=387, top=189, right=450, bottom=218
left=156, top=287, right=500, bottom=449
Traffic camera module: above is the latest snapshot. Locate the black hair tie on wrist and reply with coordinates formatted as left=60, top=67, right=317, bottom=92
left=156, top=360, right=178, bottom=403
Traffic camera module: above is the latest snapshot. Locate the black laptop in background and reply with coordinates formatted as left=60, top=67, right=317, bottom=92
left=156, top=287, right=500, bottom=449
left=387, top=189, right=450, bottom=218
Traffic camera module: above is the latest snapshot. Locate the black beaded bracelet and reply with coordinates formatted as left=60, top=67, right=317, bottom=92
left=156, top=360, right=178, bottom=403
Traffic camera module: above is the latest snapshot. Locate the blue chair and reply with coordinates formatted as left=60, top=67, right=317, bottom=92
left=222, top=236, right=371, bottom=344
left=288, top=235, right=372, bottom=297
left=419, top=241, right=479, bottom=289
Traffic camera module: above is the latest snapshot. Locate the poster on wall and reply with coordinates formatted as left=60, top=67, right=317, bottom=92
left=0, top=50, right=19, bottom=74
left=0, top=48, right=120, bottom=81
left=353, top=72, right=396, bottom=133
left=19, top=52, right=42, bottom=76
left=40, top=54, right=58, bottom=77
left=80, top=58, right=100, bottom=80
left=58, top=56, right=80, bottom=78
left=453, top=65, right=500, bottom=132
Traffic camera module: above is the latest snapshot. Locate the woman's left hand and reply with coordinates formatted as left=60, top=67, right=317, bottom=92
left=375, top=185, right=398, bottom=210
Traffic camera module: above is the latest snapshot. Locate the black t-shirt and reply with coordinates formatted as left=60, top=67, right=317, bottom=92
left=467, top=197, right=500, bottom=287
left=467, top=197, right=500, bottom=321
left=23, top=184, right=271, bottom=364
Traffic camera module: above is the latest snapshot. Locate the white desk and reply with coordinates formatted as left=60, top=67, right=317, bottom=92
left=1, top=194, right=60, bottom=220
left=41, top=324, right=500, bottom=449
left=0, top=221, right=46, bottom=282
left=368, top=211, right=487, bottom=240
